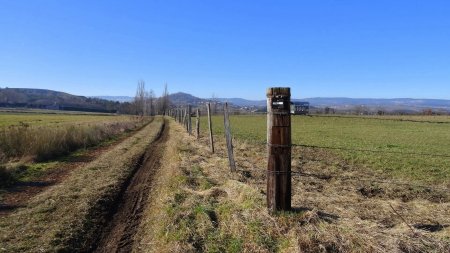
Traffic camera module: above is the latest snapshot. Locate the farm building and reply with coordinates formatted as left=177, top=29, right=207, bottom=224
left=290, top=102, right=310, bottom=115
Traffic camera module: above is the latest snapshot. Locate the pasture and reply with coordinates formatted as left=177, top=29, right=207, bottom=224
left=200, top=114, right=450, bottom=184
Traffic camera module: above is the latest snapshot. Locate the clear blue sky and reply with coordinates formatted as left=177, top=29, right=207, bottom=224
left=1, top=1, right=449, bottom=100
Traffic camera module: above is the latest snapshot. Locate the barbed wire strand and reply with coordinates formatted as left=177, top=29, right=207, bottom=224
left=256, top=141, right=450, bottom=158
left=263, top=170, right=448, bottom=192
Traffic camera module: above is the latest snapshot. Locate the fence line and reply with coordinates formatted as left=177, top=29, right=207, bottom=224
left=308, top=114, right=450, bottom=124
left=168, top=105, right=450, bottom=191
left=246, top=140, right=450, bottom=159
left=291, top=143, right=450, bottom=158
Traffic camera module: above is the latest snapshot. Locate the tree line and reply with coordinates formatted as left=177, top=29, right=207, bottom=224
left=126, top=80, right=170, bottom=116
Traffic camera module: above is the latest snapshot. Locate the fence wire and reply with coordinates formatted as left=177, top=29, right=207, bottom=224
left=253, top=141, right=450, bottom=158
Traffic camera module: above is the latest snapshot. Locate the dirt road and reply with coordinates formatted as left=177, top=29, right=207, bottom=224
left=92, top=120, right=168, bottom=253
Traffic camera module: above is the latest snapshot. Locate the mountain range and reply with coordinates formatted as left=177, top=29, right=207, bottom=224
left=2, top=88, right=450, bottom=113
left=97, top=92, right=450, bottom=111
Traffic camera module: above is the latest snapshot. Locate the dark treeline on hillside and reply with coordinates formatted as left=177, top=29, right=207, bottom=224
left=0, top=88, right=122, bottom=113
left=0, top=85, right=172, bottom=115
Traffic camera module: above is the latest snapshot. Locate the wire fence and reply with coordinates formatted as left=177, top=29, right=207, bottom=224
left=308, top=114, right=450, bottom=124
left=249, top=141, right=450, bottom=159
left=168, top=108, right=450, bottom=194
left=170, top=104, right=450, bottom=239
left=291, top=143, right=450, bottom=158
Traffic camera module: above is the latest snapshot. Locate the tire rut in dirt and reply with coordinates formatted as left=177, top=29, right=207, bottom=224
left=92, top=120, right=168, bottom=253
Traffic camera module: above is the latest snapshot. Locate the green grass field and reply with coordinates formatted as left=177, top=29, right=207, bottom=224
left=200, top=114, right=450, bottom=184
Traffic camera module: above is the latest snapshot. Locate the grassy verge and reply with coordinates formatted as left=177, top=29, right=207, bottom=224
left=0, top=116, right=151, bottom=189
left=134, top=118, right=449, bottom=252
left=0, top=117, right=164, bottom=252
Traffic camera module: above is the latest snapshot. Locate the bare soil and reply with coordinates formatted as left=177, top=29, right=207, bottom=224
left=92, top=121, right=168, bottom=253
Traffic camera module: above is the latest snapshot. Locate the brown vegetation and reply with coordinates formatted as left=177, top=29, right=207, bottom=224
left=0, top=118, right=164, bottom=252
left=133, top=119, right=449, bottom=252
left=0, top=117, right=147, bottom=162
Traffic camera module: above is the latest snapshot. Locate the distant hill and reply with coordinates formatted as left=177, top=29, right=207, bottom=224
left=3, top=88, right=449, bottom=114
left=168, top=92, right=207, bottom=105
left=92, top=96, right=134, bottom=103
left=293, top=97, right=450, bottom=108
left=0, top=88, right=121, bottom=113
left=165, top=92, right=450, bottom=112
left=216, top=98, right=266, bottom=107
left=214, top=96, right=450, bottom=112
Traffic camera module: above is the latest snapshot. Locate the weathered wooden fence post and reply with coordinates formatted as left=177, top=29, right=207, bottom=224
left=224, top=102, right=236, bottom=172
left=206, top=103, right=215, bottom=153
left=266, top=87, right=291, bottom=213
left=185, top=107, right=189, bottom=132
left=183, top=108, right=187, bottom=130
left=196, top=108, right=200, bottom=139
left=187, top=105, right=192, bottom=135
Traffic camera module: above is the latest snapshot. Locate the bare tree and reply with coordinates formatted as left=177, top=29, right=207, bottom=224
left=146, top=89, right=155, bottom=116
left=159, top=83, right=170, bottom=115
left=134, top=80, right=146, bottom=115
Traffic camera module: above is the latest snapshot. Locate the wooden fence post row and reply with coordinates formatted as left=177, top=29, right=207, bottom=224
left=187, top=105, right=192, bottom=135
left=223, top=102, right=236, bottom=172
left=206, top=103, right=215, bottom=153
left=196, top=108, right=200, bottom=139
left=266, top=87, right=292, bottom=213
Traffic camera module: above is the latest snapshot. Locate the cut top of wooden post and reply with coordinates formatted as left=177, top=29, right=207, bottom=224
left=266, top=87, right=291, bottom=97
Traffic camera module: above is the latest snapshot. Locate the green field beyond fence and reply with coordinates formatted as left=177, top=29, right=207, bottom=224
left=200, top=114, right=450, bottom=184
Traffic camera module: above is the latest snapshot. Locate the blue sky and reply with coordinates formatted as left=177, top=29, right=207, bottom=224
left=0, top=1, right=449, bottom=100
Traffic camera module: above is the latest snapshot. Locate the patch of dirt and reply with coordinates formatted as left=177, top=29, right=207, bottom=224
left=92, top=121, right=168, bottom=253
left=359, top=185, right=385, bottom=198
left=0, top=120, right=153, bottom=216
left=413, top=223, right=449, bottom=232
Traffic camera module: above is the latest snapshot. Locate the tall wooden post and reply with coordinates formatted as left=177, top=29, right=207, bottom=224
left=206, top=103, right=215, bottom=153
left=266, top=87, right=291, bottom=213
left=183, top=108, right=187, bottom=129
left=196, top=108, right=200, bottom=139
left=224, top=103, right=236, bottom=172
left=187, top=105, right=192, bottom=135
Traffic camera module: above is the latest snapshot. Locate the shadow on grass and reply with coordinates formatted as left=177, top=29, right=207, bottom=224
left=290, top=206, right=340, bottom=223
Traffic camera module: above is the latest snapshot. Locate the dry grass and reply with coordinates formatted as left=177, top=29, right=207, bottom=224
left=134, top=118, right=449, bottom=252
left=0, top=117, right=164, bottom=252
left=0, top=116, right=148, bottom=162
left=0, top=116, right=151, bottom=189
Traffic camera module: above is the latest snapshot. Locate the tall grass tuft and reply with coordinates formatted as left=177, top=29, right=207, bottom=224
left=0, top=118, right=147, bottom=162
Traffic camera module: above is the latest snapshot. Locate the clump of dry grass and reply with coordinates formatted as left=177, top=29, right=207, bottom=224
left=0, top=116, right=149, bottom=162
left=0, top=117, right=164, bottom=252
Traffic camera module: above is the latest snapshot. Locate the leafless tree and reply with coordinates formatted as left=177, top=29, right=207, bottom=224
left=145, top=89, right=155, bottom=116
left=159, top=83, right=170, bottom=115
left=134, top=80, right=145, bottom=115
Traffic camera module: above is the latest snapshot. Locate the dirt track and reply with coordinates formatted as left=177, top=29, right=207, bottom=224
left=92, top=120, right=168, bottom=253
